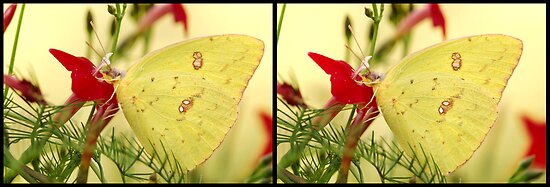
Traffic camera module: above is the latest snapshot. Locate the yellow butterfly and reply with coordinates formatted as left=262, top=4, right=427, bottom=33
left=116, top=35, right=264, bottom=171
left=370, top=34, right=522, bottom=174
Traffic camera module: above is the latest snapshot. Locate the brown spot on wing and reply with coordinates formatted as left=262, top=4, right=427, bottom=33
left=438, top=99, right=454, bottom=115
left=192, top=52, right=203, bottom=70
left=451, top=52, right=462, bottom=71
left=179, top=98, right=193, bottom=113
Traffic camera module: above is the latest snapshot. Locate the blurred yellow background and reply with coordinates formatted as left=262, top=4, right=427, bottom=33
left=277, top=4, right=545, bottom=183
left=4, top=4, right=272, bottom=183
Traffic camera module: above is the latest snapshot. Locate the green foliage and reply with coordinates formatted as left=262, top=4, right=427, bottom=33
left=276, top=97, right=447, bottom=183
left=508, top=156, right=544, bottom=183
left=3, top=90, right=269, bottom=183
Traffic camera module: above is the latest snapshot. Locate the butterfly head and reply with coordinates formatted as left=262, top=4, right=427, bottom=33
left=360, top=71, right=383, bottom=87
left=99, top=68, right=124, bottom=84
left=92, top=52, right=124, bottom=84
left=351, top=55, right=383, bottom=87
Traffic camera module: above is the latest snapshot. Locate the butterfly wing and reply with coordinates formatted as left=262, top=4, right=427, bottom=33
left=116, top=35, right=264, bottom=171
left=375, top=35, right=522, bottom=174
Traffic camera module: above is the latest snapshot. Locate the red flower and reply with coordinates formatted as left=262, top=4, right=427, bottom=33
left=259, top=111, right=272, bottom=157
left=396, top=3, right=446, bottom=39
left=308, top=52, right=376, bottom=107
left=49, top=48, right=115, bottom=103
left=3, top=75, right=47, bottom=105
left=308, top=53, right=381, bottom=182
left=522, top=115, right=546, bottom=169
left=277, top=81, right=307, bottom=107
left=49, top=49, right=120, bottom=183
left=3, top=3, right=16, bottom=33
left=50, top=48, right=119, bottom=126
left=137, top=4, right=188, bottom=36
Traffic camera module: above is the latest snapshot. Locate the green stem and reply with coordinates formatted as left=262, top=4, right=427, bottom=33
left=3, top=4, right=26, bottom=99
left=110, top=3, right=126, bottom=56
left=369, top=24, right=378, bottom=56
left=4, top=144, right=53, bottom=183
left=277, top=4, right=286, bottom=45
left=368, top=3, right=383, bottom=56
left=336, top=107, right=377, bottom=183
left=7, top=3, right=25, bottom=75
left=76, top=124, right=103, bottom=183
left=279, top=169, right=306, bottom=183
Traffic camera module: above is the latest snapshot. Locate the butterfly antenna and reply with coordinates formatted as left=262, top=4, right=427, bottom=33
left=88, top=21, right=116, bottom=77
left=345, top=44, right=364, bottom=62
left=348, top=24, right=366, bottom=59
left=87, top=40, right=105, bottom=77
left=86, top=41, right=102, bottom=59
left=89, top=20, right=108, bottom=57
left=347, top=24, right=375, bottom=83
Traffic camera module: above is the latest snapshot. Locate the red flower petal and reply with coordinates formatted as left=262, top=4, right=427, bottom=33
left=3, top=74, right=47, bottom=105
left=277, top=81, right=306, bottom=107
left=308, top=52, right=354, bottom=77
left=522, top=115, right=546, bottom=169
left=49, top=48, right=95, bottom=74
left=3, top=3, right=17, bottom=33
left=428, top=4, right=446, bottom=40
left=53, top=94, right=86, bottom=124
left=311, top=97, right=346, bottom=130
left=308, top=52, right=376, bottom=105
left=395, top=3, right=446, bottom=40
left=259, top=111, right=272, bottom=157
left=170, top=4, right=188, bottom=35
left=137, top=4, right=188, bottom=36
left=49, top=48, right=114, bottom=102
